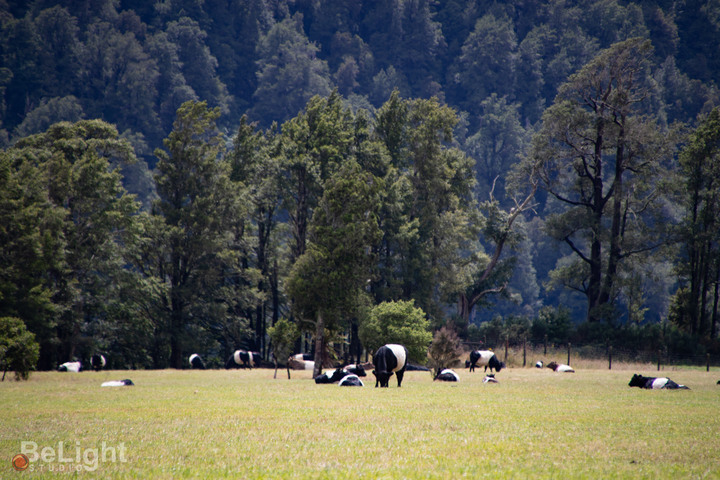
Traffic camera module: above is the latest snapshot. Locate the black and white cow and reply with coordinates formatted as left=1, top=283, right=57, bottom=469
left=314, top=368, right=352, bottom=384
left=344, top=364, right=367, bottom=377
left=372, top=344, right=408, bottom=388
left=189, top=353, right=205, bottom=369
left=58, top=361, right=82, bottom=372
left=338, top=374, right=364, bottom=386
left=535, top=361, right=543, bottom=368
left=225, top=350, right=261, bottom=369
left=483, top=374, right=499, bottom=383
left=546, top=361, right=575, bottom=372
left=434, top=368, right=459, bottom=382
left=90, top=354, right=106, bottom=372
left=468, top=350, right=505, bottom=373
left=101, top=379, right=134, bottom=387
left=629, top=374, right=689, bottom=390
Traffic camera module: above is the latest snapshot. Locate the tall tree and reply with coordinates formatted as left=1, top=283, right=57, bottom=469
left=523, top=38, right=676, bottom=326
left=153, top=101, right=238, bottom=368
left=287, top=158, right=381, bottom=377
left=672, top=107, right=720, bottom=338
left=9, top=120, right=141, bottom=367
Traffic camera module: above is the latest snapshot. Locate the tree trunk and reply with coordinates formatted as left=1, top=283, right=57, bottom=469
left=312, top=311, right=324, bottom=378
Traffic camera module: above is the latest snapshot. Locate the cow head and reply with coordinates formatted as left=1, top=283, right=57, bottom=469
left=628, top=374, right=646, bottom=388
left=372, top=369, right=393, bottom=388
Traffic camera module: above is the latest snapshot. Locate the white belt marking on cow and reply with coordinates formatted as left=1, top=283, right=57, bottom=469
left=652, top=377, right=669, bottom=389
left=386, top=344, right=406, bottom=372
left=234, top=350, right=242, bottom=365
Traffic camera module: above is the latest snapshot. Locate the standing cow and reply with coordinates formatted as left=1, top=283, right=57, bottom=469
left=189, top=353, right=205, bottom=369
left=90, top=354, right=106, bottom=372
left=225, top=350, right=261, bottom=369
left=468, top=350, right=505, bottom=373
left=372, top=344, right=408, bottom=388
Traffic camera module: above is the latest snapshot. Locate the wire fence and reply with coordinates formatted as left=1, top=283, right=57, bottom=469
left=464, top=341, right=720, bottom=372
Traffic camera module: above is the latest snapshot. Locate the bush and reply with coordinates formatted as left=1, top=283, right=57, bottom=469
left=359, top=300, right=432, bottom=363
left=427, top=326, right=464, bottom=376
left=0, top=317, right=40, bottom=381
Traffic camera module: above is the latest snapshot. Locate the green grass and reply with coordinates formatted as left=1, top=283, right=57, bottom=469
left=2, top=367, right=719, bottom=479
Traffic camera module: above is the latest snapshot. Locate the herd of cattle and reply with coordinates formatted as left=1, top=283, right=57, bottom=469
left=56, top=345, right=716, bottom=390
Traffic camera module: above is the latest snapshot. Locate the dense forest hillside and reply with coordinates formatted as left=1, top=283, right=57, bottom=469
left=1, top=0, right=719, bottom=370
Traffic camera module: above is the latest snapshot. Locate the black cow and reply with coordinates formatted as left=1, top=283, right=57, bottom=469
left=434, top=369, right=459, bottom=382
left=629, top=374, right=689, bottom=390
left=189, top=353, right=205, bottom=369
left=314, top=368, right=352, bottom=384
left=225, top=350, right=261, bottom=369
left=372, top=344, right=408, bottom=388
left=468, top=350, right=505, bottom=373
left=344, top=364, right=367, bottom=377
left=90, top=354, right=106, bottom=372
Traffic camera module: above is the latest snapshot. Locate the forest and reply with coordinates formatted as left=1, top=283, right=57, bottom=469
left=0, top=0, right=719, bottom=372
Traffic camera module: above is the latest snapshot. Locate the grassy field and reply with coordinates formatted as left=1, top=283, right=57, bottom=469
left=2, top=366, right=719, bottom=479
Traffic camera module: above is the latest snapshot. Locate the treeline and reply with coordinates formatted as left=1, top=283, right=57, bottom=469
left=1, top=1, right=719, bottom=370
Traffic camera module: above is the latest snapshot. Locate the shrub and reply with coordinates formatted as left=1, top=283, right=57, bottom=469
left=0, top=317, right=40, bottom=381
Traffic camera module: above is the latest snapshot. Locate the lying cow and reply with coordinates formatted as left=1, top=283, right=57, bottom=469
left=483, top=374, right=499, bottom=383
left=90, top=354, right=106, bottom=372
left=434, top=369, right=459, bottom=382
left=344, top=363, right=367, bottom=377
left=225, top=350, right=261, bottom=369
left=372, top=344, right=408, bottom=388
left=338, top=374, right=364, bottom=387
left=58, top=361, right=82, bottom=372
left=546, top=361, right=574, bottom=372
left=288, top=353, right=315, bottom=371
left=314, top=368, right=352, bottom=384
left=101, top=379, right=134, bottom=387
left=468, top=350, right=505, bottom=373
left=629, top=374, right=689, bottom=390
left=189, top=353, right=205, bottom=369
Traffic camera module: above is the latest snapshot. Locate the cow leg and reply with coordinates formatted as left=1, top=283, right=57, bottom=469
left=396, top=370, right=405, bottom=388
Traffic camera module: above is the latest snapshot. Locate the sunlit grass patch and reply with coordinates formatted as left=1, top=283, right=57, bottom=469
left=2, top=367, right=719, bottom=478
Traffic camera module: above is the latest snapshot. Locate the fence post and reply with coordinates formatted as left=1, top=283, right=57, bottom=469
left=567, top=342, right=571, bottom=366
left=505, top=336, right=509, bottom=363
left=707, top=353, right=711, bottom=372
left=523, top=338, right=527, bottom=367
left=657, top=349, right=661, bottom=371
left=544, top=335, right=547, bottom=355
left=608, top=345, right=613, bottom=370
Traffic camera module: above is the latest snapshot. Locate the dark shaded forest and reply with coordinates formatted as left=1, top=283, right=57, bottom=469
left=1, top=0, right=719, bottom=371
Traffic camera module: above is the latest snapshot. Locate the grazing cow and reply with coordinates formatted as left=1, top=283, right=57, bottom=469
left=535, top=361, right=543, bottom=368
left=90, top=354, right=106, bottom=372
left=314, top=368, right=352, bottom=384
left=468, top=350, right=505, bottom=373
left=338, top=374, right=364, bottom=387
left=58, top=361, right=82, bottom=372
left=483, top=374, right=499, bottom=383
left=546, top=361, right=574, bottom=372
left=189, top=353, right=205, bottom=369
left=101, top=379, right=134, bottom=387
left=434, top=369, right=459, bottom=382
left=628, top=374, right=689, bottom=390
left=225, top=350, right=261, bottom=369
left=372, top=344, right=408, bottom=388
